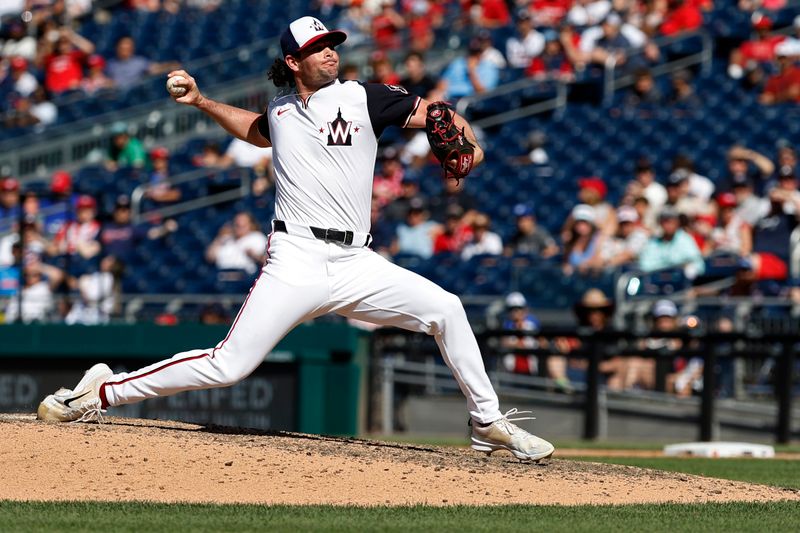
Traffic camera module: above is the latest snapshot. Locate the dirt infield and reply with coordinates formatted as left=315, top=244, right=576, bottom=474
left=1, top=414, right=797, bottom=506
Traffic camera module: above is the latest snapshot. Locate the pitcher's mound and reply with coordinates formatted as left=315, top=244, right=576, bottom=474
left=1, top=414, right=797, bottom=506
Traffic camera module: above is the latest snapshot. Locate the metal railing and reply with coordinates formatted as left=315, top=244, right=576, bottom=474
left=0, top=74, right=273, bottom=181
left=370, top=327, right=799, bottom=442
left=0, top=27, right=459, bottom=182
left=130, top=166, right=252, bottom=224
left=455, top=29, right=713, bottom=126
left=603, top=31, right=713, bottom=104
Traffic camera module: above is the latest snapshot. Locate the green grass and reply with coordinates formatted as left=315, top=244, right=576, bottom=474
left=570, top=457, right=800, bottom=489
left=1, top=501, right=799, bottom=533
left=376, top=435, right=800, bottom=453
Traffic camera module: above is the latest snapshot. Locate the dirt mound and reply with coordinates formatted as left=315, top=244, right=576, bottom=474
left=1, top=414, right=797, bottom=506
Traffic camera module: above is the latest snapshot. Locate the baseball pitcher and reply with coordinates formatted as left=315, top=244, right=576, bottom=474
left=38, top=16, right=553, bottom=461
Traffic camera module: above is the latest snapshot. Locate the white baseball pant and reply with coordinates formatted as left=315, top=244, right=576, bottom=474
left=101, top=229, right=502, bottom=424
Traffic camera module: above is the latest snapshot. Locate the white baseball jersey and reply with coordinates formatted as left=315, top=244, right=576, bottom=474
left=257, top=79, right=421, bottom=233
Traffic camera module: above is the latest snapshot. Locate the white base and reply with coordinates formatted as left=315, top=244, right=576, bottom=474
left=663, top=442, right=775, bottom=458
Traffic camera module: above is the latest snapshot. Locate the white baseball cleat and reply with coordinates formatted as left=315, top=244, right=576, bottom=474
left=37, top=363, right=113, bottom=423
left=471, top=408, right=555, bottom=462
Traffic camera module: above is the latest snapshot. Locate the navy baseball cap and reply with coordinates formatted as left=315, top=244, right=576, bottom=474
left=513, top=203, right=535, bottom=217
left=280, top=16, right=347, bottom=58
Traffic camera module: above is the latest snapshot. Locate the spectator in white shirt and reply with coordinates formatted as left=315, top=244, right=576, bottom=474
left=4, top=262, right=53, bottom=323
left=1, top=21, right=37, bottom=61
left=599, top=205, right=650, bottom=267
left=567, top=0, right=612, bottom=27
left=205, top=212, right=268, bottom=274
left=626, top=158, right=666, bottom=231
left=462, top=212, right=503, bottom=260
left=671, top=154, right=714, bottom=203
left=7, top=56, right=38, bottom=96
left=220, top=137, right=274, bottom=195
left=29, top=87, right=58, bottom=126
left=505, top=11, right=545, bottom=69
left=476, top=30, right=507, bottom=69
left=222, top=137, right=273, bottom=169
left=65, top=255, right=124, bottom=325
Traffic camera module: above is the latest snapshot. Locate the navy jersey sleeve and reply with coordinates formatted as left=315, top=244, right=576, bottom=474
left=256, top=109, right=271, bottom=142
left=361, top=82, right=422, bottom=138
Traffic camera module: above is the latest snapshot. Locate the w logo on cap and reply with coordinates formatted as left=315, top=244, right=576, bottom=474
left=282, top=16, right=348, bottom=58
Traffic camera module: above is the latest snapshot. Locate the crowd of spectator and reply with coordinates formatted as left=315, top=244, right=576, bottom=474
left=0, top=165, right=182, bottom=324
left=726, top=12, right=800, bottom=104
left=496, top=286, right=748, bottom=397
left=3, top=1, right=799, bottom=139
left=0, top=1, right=179, bottom=133
left=370, top=136, right=797, bottom=294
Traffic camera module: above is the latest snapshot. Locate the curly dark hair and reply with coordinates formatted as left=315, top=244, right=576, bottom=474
left=268, top=58, right=295, bottom=88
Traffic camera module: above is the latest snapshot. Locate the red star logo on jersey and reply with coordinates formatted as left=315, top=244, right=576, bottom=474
left=319, top=127, right=324, bottom=133
left=353, top=127, right=360, bottom=133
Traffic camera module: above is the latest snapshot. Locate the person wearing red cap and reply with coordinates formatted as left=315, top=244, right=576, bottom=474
left=575, top=176, right=615, bottom=235
left=39, top=16, right=555, bottom=462
left=41, top=170, right=77, bottom=238
left=80, top=54, right=115, bottom=95
left=0, top=178, right=21, bottom=233
left=146, top=147, right=181, bottom=204
left=8, top=56, right=39, bottom=97
left=708, top=192, right=751, bottom=256
left=50, top=194, right=101, bottom=259
left=728, top=14, right=786, bottom=79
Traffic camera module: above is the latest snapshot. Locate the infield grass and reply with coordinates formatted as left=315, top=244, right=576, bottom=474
left=1, top=501, right=799, bottom=533
left=570, top=457, right=800, bottom=489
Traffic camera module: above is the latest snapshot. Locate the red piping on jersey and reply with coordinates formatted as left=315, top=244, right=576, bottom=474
left=101, top=351, right=211, bottom=406
left=403, top=96, right=422, bottom=128
left=101, top=234, right=274, bottom=406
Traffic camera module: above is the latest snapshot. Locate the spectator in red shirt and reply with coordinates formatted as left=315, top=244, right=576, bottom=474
left=528, top=0, right=571, bottom=27
left=369, top=53, right=401, bottom=86
left=404, top=0, right=443, bottom=52
left=50, top=195, right=101, bottom=259
left=80, top=54, right=114, bottom=95
left=372, top=2, right=405, bottom=50
left=760, top=43, right=800, bottom=104
left=474, top=0, right=511, bottom=29
left=433, top=204, right=473, bottom=254
left=40, top=27, right=95, bottom=94
left=660, top=0, right=703, bottom=36
left=526, top=34, right=575, bottom=81
left=372, top=147, right=405, bottom=208
left=729, top=15, right=785, bottom=79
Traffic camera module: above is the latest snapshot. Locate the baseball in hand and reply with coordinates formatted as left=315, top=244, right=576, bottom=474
left=166, top=75, right=187, bottom=97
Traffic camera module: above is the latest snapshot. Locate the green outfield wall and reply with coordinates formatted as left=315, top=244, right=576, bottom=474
left=0, top=322, right=368, bottom=436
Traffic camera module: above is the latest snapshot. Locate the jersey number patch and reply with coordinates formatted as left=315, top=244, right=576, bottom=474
left=385, top=84, right=408, bottom=94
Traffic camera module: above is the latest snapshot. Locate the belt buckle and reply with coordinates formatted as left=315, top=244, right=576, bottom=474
left=324, top=228, right=339, bottom=243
